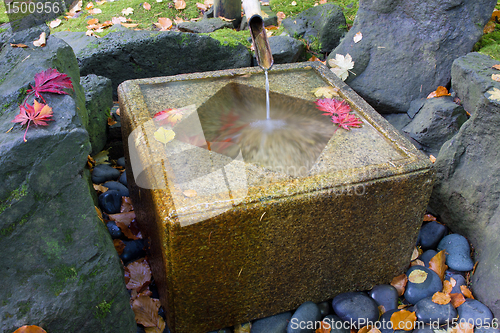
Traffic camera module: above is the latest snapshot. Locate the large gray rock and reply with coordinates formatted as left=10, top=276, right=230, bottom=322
left=177, top=18, right=233, bottom=33
left=55, top=29, right=252, bottom=97
left=269, top=36, right=306, bottom=64
left=0, top=36, right=135, bottom=333
left=282, top=3, right=347, bottom=54
left=80, top=74, right=113, bottom=154
left=402, top=97, right=467, bottom=155
left=328, top=0, right=497, bottom=113
left=429, top=53, right=500, bottom=318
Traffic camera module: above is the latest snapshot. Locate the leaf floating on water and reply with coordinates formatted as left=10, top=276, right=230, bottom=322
left=432, top=291, right=451, bottom=305
left=353, top=31, right=362, bottom=43
left=328, top=53, right=354, bottom=81
left=408, top=269, right=428, bottom=283
left=154, top=127, right=175, bottom=144
left=427, top=86, right=451, bottom=99
left=312, top=86, right=340, bottom=99
left=183, top=189, right=197, bottom=197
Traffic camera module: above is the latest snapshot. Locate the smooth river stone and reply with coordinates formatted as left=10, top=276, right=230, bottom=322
left=418, top=221, right=448, bottom=250
left=413, top=326, right=437, bottom=333
left=287, top=301, right=322, bottom=333
left=91, top=163, right=120, bottom=183
left=103, top=180, right=129, bottom=197
left=420, top=250, right=438, bottom=267
left=457, top=299, right=493, bottom=327
left=414, top=296, right=457, bottom=325
left=379, top=309, right=407, bottom=333
left=437, top=234, right=474, bottom=272
left=251, top=311, right=292, bottom=333
left=98, top=189, right=122, bottom=214
left=322, top=314, right=350, bottom=333
left=404, top=266, right=443, bottom=305
left=332, top=292, right=379, bottom=328
left=317, top=301, right=333, bottom=317
left=369, top=284, right=399, bottom=312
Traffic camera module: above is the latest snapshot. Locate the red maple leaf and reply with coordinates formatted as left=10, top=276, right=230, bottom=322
left=26, top=68, right=74, bottom=102
left=315, top=98, right=351, bottom=116
left=12, top=100, right=54, bottom=142
left=332, top=112, right=362, bottom=130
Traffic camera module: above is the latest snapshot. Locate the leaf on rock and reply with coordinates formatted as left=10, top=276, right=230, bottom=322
left=460, top=285, right=474, bottom=299
left=109, top=211, right=136, bottom=225
left=93, top=183, right=109, bottom=193
left=113, top=239, right=126, bottom=255
left=427, top=86, right=451, bottom=99
left=276, top=12, right=286, bottom=25
left=121, top=23, right=139, bottom=28
left=493, top=64, right=500, bottom=70
left=143, top=2, right=151, bottom=10
left=332, top=112, right=362, bottom=130
left=33, top=32, right=46, bottom=47
left=423, top=213, right=437, bottom=221
left=328, top=53, right=354, bottom=81
left=411, top=247, right=419, bottom=261
left=175, top=0, right=186, bottom=9
left=492, top=74, right=500, bottom=82
left=390, top=310, right=416, bottom=331
left=145, top=317, right=166, bottom=333
left=429, top=249, right=448, bottom=281
left=121, top=196, right=134, bottom=213
left=450, top=293, right=466, bottom=308
left=10, top=43, right=28, bottom=48
left=410, top=259, right=425, bottom=267
left=408, top=269, right=428, bottom=284
left=13, top=326, right=48, bottom=333
left=443, top=279, right=453, bottom=294
left=12, top=100, right=54, bottom=142
left=26, top=68, right=74, bottom=102
left=353, top=31, right=362, bottom=43
left=315, top=98, right=351, bottom=116
left=391, top=274, right=408, bottom=296
left=451, top=322, right=474, bottom=333
left=432, top=291, right=451, bottom=305
left=126, top=259, right=152, bottom=292
left=154, top=127, right=175, bottom=144
left=49, top=19, right=62, bottom=28
left=93, top=149, right=110, bottom=165
left=311, top=86, right=340, bottom=99
left=315, top=321, right=332, bottom=333
left=487, top=87, right=500, bottom=102
left=378, top=305, right=386, bottom=316
left=132, top=295, right=161, bottom=327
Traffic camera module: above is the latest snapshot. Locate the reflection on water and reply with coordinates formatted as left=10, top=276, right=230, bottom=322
left=195, top=83, right=336, bottom=177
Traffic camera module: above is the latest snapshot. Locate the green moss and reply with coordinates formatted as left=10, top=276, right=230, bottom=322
left=18, top=300, right=31, bottom=317
left=94, top=300, right=113, bottom=320
left=49, top=265, right=78, bottom=296
left=474, top=30, right=500, bottom=61
left=202, top=28, right=251, bottom=48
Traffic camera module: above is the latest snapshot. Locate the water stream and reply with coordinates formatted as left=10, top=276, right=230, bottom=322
left=265, top=69, right=270, bottom=120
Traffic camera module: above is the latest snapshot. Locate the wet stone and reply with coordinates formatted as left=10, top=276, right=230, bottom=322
left=322, top=314, right=350, bottom=333
left=418, top=221, right=448, bottom=250
left=404, top=266, right=443, bottom=305
left=412, top=326, right=436, bottom=333
left=119, top=171, right=127, bottom=187
left=332, top=292, right=379, bottom=328
left=92, top=164, right=121, bottom=183
left=103, top=180, right=129, bottom=197
left=369, top=284, right=398, bottom=312
left=106, top=221, right=124, bottom=239
left=120, top=239, right=147, bottom=264
left=457, top=299, right=493, bottom=327
left=98, top=189, right=122, bottom=214
left=445, top=273, right=466, bottom=294
left=414, top=296, right=457, bottom=325
left=287, top=301, right=322, bottom=333
left=420, top=250, right=438, bottom=267
left=117, top=156, right=127, bottom=167
left=475, top=327, right=500, bottom=333
left=317, top=301, right=333, bottom=317
left=437, top=234, right=474, bottom=272
left=251, top=311, right=292, bottom=333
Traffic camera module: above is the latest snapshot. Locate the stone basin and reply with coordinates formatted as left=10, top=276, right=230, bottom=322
left=118, top=62, right=434, bottom=333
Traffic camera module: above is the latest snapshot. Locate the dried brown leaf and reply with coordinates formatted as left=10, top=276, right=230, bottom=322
left=121, top=196, right=134, bottom=213
left=460, top=285, right=474, bottom=299
left=443, top=279, right=453, bottom=294
left=109, top=211, right=136, bottom=225
left=432, top=291, right=451, bottom=305
left=132, top=295, right=161, bottom=327
left=116, top=221, right=140, bottom=240
left=427, top=86, right=451, bottom=99
left=423, top=214, right=437, bottom=221
left=145, top=317, right=166, bottom=333
left=484, top=20, right=496, bottom=34
left=429, top=250, right=448, bottom=281
left=410, top=259, right=425, bottom=267
left=143, top=2, right=151, bottom=9
left=113, top=239, right=126, bottom=255
left=33, top=32, right=46, bottom=47
left=126, top=259, right=152, bottom=291
left=493, top=64, right=500, bottom=70
left=450, top=293, right=466, bottom=308
left=408, top=269, right=428, bottom=283
left=429, top=155, right=436, bottom=163
left=11, top=43, right=29, bottom=48
left=315, top=321, right=332, bottom=333
left=411, top=247, right=419, bottom=261
left=390, top=310, right=416, bottom=331
left=492, top=74, right=500, bottom=82
left=391, top=274, right=408, bottom=296
left=93, top=183, right=109, bottom=193
left=175, top=0, right=186, bottom=9
left=13, top=326, right=47, bottom=333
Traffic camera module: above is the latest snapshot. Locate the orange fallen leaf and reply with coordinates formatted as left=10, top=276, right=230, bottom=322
left=451, top=322, right=474, bottom=333
left=378, top=305, right=386, bottom=316
left=121, top=23, right=139, bottom=28
left=443, top=279, right=453, bottom=294
left=410, top=259, right=425, bottom=267
left=126, top=259, right=152, bottom=292
left=108, top=117, right=117, bottom=126
left=408, top=269, right=428, bottom=283
left=33, top=32, right=46, bottom=47
left=143, top=2, right=151, bottom=9
left=175, top=0, right=186, bottom=9
left=174, top=16, right=184, bottom=24
left=87, top=18, right=99, bottom=25
left=155, top=17, right=172, bottom=30
left=429, top=155, right=436, bottom=163
left=145, top=317, right=166, bottom=333
left=358, top=326, right=381, bottom=333
left=315, top=321, right=332, bottom=333
left=49, top=18, right=62, bottom=28
left=113, top=239, right=126, bottom=255
left=85, top=2, right=94, bottom=9
left=492, top=74, right=500, bottom=82
left=132, top=295, right=162, bottom=327
left=319, top=0, right=327, bottom=3
left=493, top=64, right=500, bottom=70
left=391, top=274, right=408, bottom=296
left=196, top=2, right=208, bottom=10
left=427, top=86, right=451, bottom=99
left=95, top=206, right=104, bottom=223
left=390, top=310, right=416, bottom=331
left=109, top=211, right=136, bottom=225
left=432, top=291, right=451, bottom=305
left=121, top=196, right=134, bottom=213
left=450, top=293, right=466, bottom=308
left=10, top=43, right=28, bottom=48
left=183, top=189, right=197, bottom=197
left=88, top=8, right=102, bottom=14
left=353, top=31, right=362, bottom=43
left=460, top=285, right=474, bottom=299
left=423, top=213, right=437, bottom=221
left=411, top=247, right=419, bottom=261
left=276, top=11, right=286, bottom=25
left=13, top=326, right=47, bottom=333
left=93, top=183, right=109, bottom=193
left=484, top=20, right=496, bottom=34
left=429, top=250, right=448, bottom=281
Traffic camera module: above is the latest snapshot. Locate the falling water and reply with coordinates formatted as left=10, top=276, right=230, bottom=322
left=265, top=69, right=270, bottom=120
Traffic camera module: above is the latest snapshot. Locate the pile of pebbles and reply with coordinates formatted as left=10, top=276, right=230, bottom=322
left=92, top=158, right=497, bottom=333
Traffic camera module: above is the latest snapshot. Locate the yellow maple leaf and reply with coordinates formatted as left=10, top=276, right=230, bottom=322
left=312, top=86, right=340, bottom=99
left=487, top=87, right=500, bottom=102
left=154, top=127, right=175, bottom=144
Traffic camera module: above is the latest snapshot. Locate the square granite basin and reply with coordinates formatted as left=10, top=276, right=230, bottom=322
left=118, top=62, right=434, bottom=333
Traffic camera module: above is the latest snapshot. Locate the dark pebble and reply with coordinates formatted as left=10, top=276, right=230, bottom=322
left=437, top=234, right=474, bottom=272
left=414, top=296, right=457, bottom=325
left=369, top=284, right=398, bottom=312
left=106, top=221, right=124, bottom=239
left=251, top=311, right=292, bottom=333
left=332, top=292, right=379, bottom=328
left=321, top=314, right=350, bottom=333
left=445, top=273, right=466, bottom=294
left=317, top=301, right=333, bottom=317
left=404, top=266, right=442, bottom=305
left=103, top=180, right=129, bottom=197
left=119, top=171, right=127, bottom=186
left=379, top=309, right=407, bottom=333
left=457, top=299, right=493, bottom=327
left=98, top=190, right=122, bottom=214
left=420, top=250, right=438, bottom=267
left=117, top=156, right=126, bottom=167
left=92, top=164, right=120, bottom=183
left=287, top=301, right=322, bottom=333
left=120, top=239, right=146, bottom=264
left=412, top=326, right=437, bottom=333
left=418, top=221, right=447, bottom=250
left=475, top=327, right=500, bottom=333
